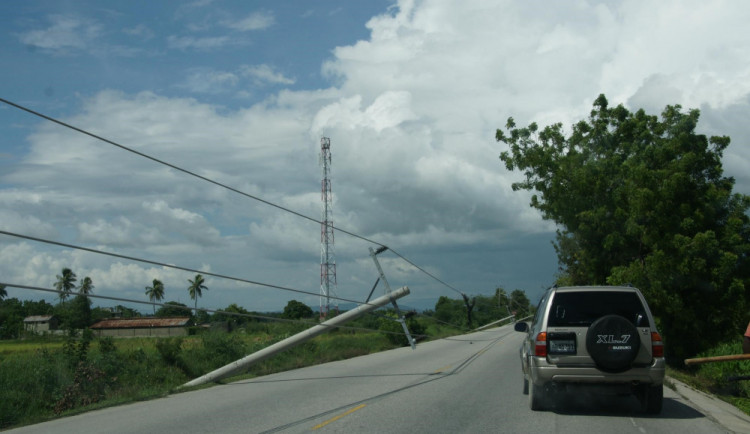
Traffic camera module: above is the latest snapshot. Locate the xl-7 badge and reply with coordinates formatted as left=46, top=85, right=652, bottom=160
left=597, top=334, right=631, bottom=344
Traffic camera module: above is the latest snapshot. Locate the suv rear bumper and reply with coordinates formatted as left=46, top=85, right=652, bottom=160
left=529, top=356, right=666, bottom=386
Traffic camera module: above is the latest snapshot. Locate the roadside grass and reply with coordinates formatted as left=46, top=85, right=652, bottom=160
left=0, top=316, right=457, bottom=430
left=666, top=341, right=750, bottom=416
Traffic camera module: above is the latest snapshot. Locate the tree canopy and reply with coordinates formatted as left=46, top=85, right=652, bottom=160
left=282, top=300, right=313, bottom=320
left=187, top=274, right=208, bottom=312
left=497, top=94, right=750, bottom=361
left=54, top=268, right=77, bottom=303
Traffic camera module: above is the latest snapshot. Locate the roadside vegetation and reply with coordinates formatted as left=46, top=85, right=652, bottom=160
left=0, top=315, right=452, bottom=429
left=0, top=282, right=522, bottom=430
left=668, top=342, right=750, bottom=415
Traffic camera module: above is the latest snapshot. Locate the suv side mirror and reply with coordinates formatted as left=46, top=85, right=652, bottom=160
left=514, top=322, right=529, bottom=332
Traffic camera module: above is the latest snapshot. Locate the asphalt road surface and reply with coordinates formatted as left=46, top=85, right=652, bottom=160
left=9, top=325, right=743, bottom=433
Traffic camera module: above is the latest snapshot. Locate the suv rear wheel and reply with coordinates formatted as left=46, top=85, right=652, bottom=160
left=638, top=384, right=663, bottom=414
left=529, top=382, right=547, bottom=410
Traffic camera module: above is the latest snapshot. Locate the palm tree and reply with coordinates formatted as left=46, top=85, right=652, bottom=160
left=54, top=268, right=77, bottom=304
left=187, top=274, right=208, bottom=313
left=79, top=276, right=94, bottom=295
left=145, top=279, right=165, bottom=315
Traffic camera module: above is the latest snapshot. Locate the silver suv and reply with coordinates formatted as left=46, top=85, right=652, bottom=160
left=514, top=286, right=665, bottom=413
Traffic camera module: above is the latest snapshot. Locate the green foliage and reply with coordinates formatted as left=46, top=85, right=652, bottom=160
left=155, top=337, right=184, bottom=366
left=431, top=289, right=533, bottom=330
left=156, top=301, right=192, bottom=318
left=282, top=300, right=314, bottom=320
left=144, top=279, right=165, bottom=315
left=56, top=295, right=92, bottom=330
left=54, top=268, right=77, bottom=303
left=377, top=311, right=427, bottom=346
left=695, top=341, right=750, bottom=398
left=78, top=277, right=94, bottom=295
left=213, top=303, right=257, bottom=328
left=497, top=94, right=750, bottom=362
left=187, top=274, right=208, bottom=312
left=434, top=296, right=466, bottom=326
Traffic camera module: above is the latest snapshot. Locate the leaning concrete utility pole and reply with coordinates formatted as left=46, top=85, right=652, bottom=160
left=182, top=286, right=411, bottom=388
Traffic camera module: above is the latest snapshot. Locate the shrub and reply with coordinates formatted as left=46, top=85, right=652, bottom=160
left=155, top=337, right=184, bottom=366
left=696, top=341, right=750, bottom=398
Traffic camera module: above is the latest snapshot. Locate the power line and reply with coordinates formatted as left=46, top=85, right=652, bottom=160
left=0, top=229, right=366, bottom=307
left=0, top=97, right=470, bottom=298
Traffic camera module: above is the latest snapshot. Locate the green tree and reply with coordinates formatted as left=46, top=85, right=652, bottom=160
left=509, top=289, right=531, bottom=318
left=78, top=276, right=94, bottom=295
left=156, top=301, right=192, bottom=318
left=67, top=295, right=92, bottom=329
left=497, top=94, right=750, bottom=361
left=213, top=303, right=254, bottom=329
left=145, top=279, right=165, bottom=315
left=187, top=274, right=208, bottom=314
left=0, top=284, right=7, bottom=301
left=54, top=268, right=77, bottom=304
left=433, top=296, right=466, bottom=327
left=282, top=300, right=314, bottom=320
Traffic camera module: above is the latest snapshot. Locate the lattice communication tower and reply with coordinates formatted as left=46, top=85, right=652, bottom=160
left=319, top=137, right=338, bottom=318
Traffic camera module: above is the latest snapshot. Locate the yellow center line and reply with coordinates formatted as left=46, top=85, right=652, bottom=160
left=433, top=365, right=452, bottom=374
left=312, top=404, right=367, bottom=430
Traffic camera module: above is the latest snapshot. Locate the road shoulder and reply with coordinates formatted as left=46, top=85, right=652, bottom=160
left=668, top=376, right=750, bottom=433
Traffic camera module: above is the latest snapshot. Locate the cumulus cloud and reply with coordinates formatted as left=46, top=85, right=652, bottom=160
left=240, top=64, right=295, bottom=86
left=19, top=14, right=102, bottom=53
left=167, top=35, right=236, bottom=50
left=3, top=0, right=750, bottom=310
left=224, top=11, right=275, bottom=31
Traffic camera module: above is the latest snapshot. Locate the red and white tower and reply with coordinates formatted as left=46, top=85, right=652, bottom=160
left=319, top=137, right=338, bottom=318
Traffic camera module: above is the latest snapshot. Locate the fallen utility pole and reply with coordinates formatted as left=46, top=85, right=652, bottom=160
left=684, top=353, right=750, bottom=366
left=182, top=286, right=411, bottom=388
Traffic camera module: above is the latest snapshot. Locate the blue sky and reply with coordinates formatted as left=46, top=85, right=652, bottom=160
left=1, top=0, right=749, bottom=313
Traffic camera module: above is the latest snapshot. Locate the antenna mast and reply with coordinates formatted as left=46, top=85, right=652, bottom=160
left=319, top=137, right=338, bottom=318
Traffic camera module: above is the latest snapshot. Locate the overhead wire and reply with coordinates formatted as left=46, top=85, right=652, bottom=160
left=0, top=97, right=487, bottom=308
left=0, top=229, right=366, bottom=307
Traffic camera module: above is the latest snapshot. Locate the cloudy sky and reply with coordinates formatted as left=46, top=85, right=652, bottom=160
left=1, top=0, right=749, bottom=314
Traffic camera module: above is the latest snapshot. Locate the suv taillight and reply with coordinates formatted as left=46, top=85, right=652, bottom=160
left=651, top=332, right=664, bottom=358
left=535, top=332, right=547, bottom=357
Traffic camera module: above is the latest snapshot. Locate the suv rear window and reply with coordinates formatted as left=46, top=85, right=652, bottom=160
left=547, top=291, right=647, bottom=327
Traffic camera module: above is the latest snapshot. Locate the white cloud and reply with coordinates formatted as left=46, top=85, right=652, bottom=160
left=19, top=14, right=102, bottom=53
left=179, top=69, right=240, bottom=94
left=167, top=35, right=233, bottom=50
left=224, top=11, right=275, bottom=31
left=123, top=24, right=155, bottom=41
left=240, top=64, right=295, bottom=86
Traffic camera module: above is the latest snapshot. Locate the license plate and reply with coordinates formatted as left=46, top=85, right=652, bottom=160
left=549, top=339, right=576, bottom=355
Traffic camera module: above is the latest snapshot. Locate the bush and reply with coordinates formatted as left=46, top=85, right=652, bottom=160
left=155, top=337, right=183, bottom=366
left=379, top=315, right=425, bottom=347
left=177, top=332, right=247, bottom=378
left=696, top=342, right=750, bottom=398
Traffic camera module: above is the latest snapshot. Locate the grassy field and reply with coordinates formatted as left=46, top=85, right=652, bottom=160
left=0, top=316, right=463, bottom=429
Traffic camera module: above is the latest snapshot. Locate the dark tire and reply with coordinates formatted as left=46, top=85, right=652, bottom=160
left=640, top=384, right=663, bottom=414
left=523, top=376, right=529, bottom=395
left=586, top=314, right=640, bottom=373
left=529, top=382, right=545, bottom=411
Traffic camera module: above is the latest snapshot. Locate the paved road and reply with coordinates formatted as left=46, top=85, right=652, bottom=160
left=10, top=325, right=749, bottom=433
